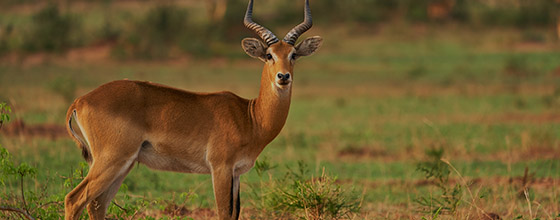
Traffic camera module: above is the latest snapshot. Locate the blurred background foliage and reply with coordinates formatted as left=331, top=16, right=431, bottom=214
left=0, top=0, right=558, bottom=59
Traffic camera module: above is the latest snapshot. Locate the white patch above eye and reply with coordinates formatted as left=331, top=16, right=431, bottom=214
left=288, top=49, right=296, bottom=60
left=267, top=49, right=278, bottom=62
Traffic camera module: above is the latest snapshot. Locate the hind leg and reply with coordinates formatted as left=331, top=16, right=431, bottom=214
left=64, top=154, right=137, bottom=220
left=87, top=163, right=134, bottom=220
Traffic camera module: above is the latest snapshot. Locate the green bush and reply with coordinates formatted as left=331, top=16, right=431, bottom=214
left=502, top=56, right=537, bottom=80
left=0, top=102, right=10, bottom=129
left=449, top=0, right=471, bottom=22
left=514, top=0, right=556, bottom=28
left=22, top=4, right=81, bottom=53
left=251, top=160, right=362, bottom=220
left=306, top=0, right=397, bottom=24
left=478, top=0, right=556, bottom=28
left=119, top=5, right=189, bottom=59
left=404, top=0, right=430, bottom=22
left=1, top=103, right=65, bottom=218
left=212, top=0, right=250, bottom=44
left=115, top=4, right=218, bottom=59
left=0, top=24, right=14, bottom=56
left=0, top=118, right=65, bottom=219
left=2, top=0, right=558, bottom=57
left=415, top=148, right=463, bottom=215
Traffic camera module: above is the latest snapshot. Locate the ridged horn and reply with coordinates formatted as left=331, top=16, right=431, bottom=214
left=244, top=0, right=279, bottom=46
left=283, top=0, right=312, bottom=45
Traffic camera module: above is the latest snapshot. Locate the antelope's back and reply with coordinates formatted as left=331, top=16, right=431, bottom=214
left=72, top=80, right=252, bottom=139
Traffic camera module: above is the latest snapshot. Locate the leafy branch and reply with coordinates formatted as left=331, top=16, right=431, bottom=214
left=0, top=102, right=10, bottom=129
left=0, top=102, right=36, bottom=219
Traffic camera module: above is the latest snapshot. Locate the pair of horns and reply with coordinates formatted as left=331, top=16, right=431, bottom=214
left=244, top=0, right=312, bottom=46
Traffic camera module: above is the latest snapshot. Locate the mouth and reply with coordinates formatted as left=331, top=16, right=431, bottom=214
left=276, top=79, right=292, bottom=87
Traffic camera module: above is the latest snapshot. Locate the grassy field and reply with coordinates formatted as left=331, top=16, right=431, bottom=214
left=1, top=5, right=560, bottom=219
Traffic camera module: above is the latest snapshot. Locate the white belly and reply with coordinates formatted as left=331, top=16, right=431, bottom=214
left=234, top=159, right=255, bottom=175
left=137, top=148, right=211, bottom=174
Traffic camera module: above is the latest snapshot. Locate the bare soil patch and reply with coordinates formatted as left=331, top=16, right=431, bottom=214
left=65, top=43, right=113, bottom=63
left=160, top=204, right=215, bottom=219
left=134, top=206, right=215, bottom=220
left=551, top=66, right=560, bottom=77
left=0, top=120, right=66, bottom=140
left=491, top=112, right=560, bottom=124
left=337, top=142, right=560, bottom=163
left=339, top=176, right=559, bottom=191
left=337, top=145, right=391, bottom=159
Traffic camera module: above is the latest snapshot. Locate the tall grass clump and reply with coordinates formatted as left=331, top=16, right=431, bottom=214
left=251, top=160, right=362, bottom=220
left=415, top=148, right=463, bottom=216
left=502, top=56, right=538, bottom=101
left=22, top=4, right=81, bottom=53
left=503, top=56, right=537, bottom=80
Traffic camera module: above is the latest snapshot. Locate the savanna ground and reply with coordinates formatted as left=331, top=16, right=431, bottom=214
left=1, top=1, right=560, bottom=219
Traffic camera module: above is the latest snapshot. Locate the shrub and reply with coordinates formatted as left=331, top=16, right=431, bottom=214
left=513, top=0, right=556, bottom=28
left=22, top=4, right=81, bottom=53
left=275, top=170, right=361, bottom=219
left=253, top=160, right=362, bottom=220
left=478, top=0, right=556, bottom=28
left=0, top=102, right=11, bottom=129
left=116, top=4, right=191, bottom=59
left=415, top=148, right=463, bottom=215
left=404, top=0, right=430, bottom=22
left=407, top=65, right=428, bottom=80
left=0, top=103, right=66, bottom=219
left=503, top=56, right=537, bottom=80
left=210, top=0, right=250, bottom=45
left=0, top=24, right=14, bottom=56
left=449, top=0, right=470, bottom=22
left=305, top=0, right=397, bottom=24
left=0, top=129, right=65, bottom=218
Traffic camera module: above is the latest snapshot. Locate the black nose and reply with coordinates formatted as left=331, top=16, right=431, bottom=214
left=277, top=73, right=291, bottom=81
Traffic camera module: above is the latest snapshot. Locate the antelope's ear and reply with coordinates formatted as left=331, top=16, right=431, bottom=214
left=242, top=38, right=268, bottom=61
left=295, top=36, right=322, bottom=58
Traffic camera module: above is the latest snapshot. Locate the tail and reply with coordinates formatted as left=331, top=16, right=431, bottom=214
left=66, top=103, right=92, bottom=164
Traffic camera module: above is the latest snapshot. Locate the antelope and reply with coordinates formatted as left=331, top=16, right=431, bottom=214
left=63, top=0, right=322, bottom=219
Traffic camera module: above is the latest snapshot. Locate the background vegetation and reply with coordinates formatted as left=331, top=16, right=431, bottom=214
left=0, top=0, right=558, bottom=58
left=1, top=0, right=559, bottom=219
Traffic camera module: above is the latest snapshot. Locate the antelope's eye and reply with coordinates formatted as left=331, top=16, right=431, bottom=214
left=266, top=54, right=273, bottom=60
left=291, top=53, right=297, bottom=60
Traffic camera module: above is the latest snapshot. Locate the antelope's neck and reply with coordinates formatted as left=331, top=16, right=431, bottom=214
left=250, top=67, right=292, bottom=145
